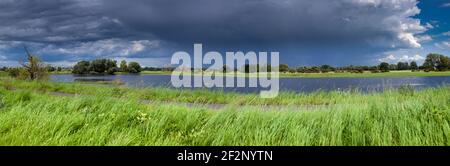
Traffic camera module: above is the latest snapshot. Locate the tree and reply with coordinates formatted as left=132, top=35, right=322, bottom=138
left=410, top=61, right=418, bottom=71
left=378, top=62, right=390, bottom=72
left=72, top=59, right=122, bottom=74
left=279, top=64, right=289, bottom=73
left=422, top=53, right=450, bottom=71
left=296, top=67, right=304, bottom=73
left=320, top=65, right=334, bottom=73
left=72, top=61, right=91, bottom=74
left=423, top=53, right=441, bottom=71
left=266, top=65, right=272, bottom=72
left=20, top=47, right=48, bottom=80
left=105, top=59, right=118, bottom=74
left=368, top=66, right=379, bottom=72
left=437, top=55, right=449, bottom=71
left=120, top=60, right=128, bottom=72
left=127, top=62, right=142, bottom=73
left=397, top=62, right=409, bottom=70
left=89, top=59, right=106, bottom=73
left=89, top=59, right=107, bottom=73
left=388, top=64, right=397, bottom=71
left=86, top=59, right=118, bottom=74
left=45, top=65, right=56, bottom=72
left=311, top=66, right=320, bottom=73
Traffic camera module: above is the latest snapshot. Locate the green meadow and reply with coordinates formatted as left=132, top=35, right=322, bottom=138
left=0, top=77, right=449, bottom=146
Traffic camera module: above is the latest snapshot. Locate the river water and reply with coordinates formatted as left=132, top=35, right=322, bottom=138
left=51, top=74, right=450, bottom=93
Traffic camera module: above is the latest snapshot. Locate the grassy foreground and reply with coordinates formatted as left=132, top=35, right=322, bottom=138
left=0, top=78, right=449, bottom=145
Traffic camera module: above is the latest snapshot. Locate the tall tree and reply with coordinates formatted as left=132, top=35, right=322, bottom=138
left=105, top=59, right=118, bottom=74
left=127, top=62, right=142, bottom=73
left=279, top=64, right=289, bottom=73
left=120, top=60, right=128, bottom=72
left=72, top=61, right=91, bottom=74
left=89, top=59, right=107, bottom=73
left=397, top=62, right=409, bottom=70
left=388, top=64, right=397, bottom=71
left=378, top=62, right=390, bottom=72
left=438, top=55, right=450, bottom=71
left=410, top=61, right=418, bottom=71
left=423, top=53, right=441, bottom=71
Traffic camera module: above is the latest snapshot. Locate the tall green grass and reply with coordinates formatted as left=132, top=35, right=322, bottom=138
left=1, top=77, right=442, bottom=106
left=0, top=81, right=449, bottom=145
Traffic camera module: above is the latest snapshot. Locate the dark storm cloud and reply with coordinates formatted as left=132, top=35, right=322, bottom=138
left=0, top=0, right=166, bottom=65
left=0, top=0, right=429, bottom=66
left=104, top=0, right=425, bottom=48
left=0, top=0, right=127, bottom=43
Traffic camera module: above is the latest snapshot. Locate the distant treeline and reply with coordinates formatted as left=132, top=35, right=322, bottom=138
left=139, top=53, right=450, bottom=73
left=271, top=53, right=449, bottom=73
left=2, top=53, right=449, bottom=75
left=72, top=59, right=142, bottom=74
left=291, top=53, right=449, bottom=73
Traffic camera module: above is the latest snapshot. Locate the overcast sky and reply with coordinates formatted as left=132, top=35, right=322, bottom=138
left=0, top=0, right=450, bottom=67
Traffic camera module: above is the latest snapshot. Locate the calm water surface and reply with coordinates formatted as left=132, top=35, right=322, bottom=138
left=51, top=74, right=450, bottom=93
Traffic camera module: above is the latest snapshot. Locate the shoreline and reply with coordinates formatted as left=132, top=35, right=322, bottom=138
left=49, top=70, right=450, bottom=78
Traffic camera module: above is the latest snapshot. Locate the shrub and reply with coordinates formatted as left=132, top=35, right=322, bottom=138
left=6, top=68, right=21, bottom=78
left=6, top=68, right=32, bottom=80
left=127, top=62, right=142, bottom=73
left=19, top=47, right=49, bottom=80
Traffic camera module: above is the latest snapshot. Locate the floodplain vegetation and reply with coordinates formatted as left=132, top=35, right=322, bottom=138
left=0, top=76, right=449, bottom=146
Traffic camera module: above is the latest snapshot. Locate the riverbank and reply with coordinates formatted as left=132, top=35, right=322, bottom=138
left=49, top=70, right=450, bottom=78
left=141, top=70, right=450, bottom=78
left=279, top=70, right=450, bottom=78
left=0, top=78, right=449, bottom=145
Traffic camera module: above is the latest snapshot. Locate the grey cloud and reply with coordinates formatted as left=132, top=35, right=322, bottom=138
left=0, top=0, right=427, bottom=48
left=0, top=0, right=125, bottom=43
left=104, top=0, right=426, bottom=49
left=0, top=0, right=430, bottom=66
